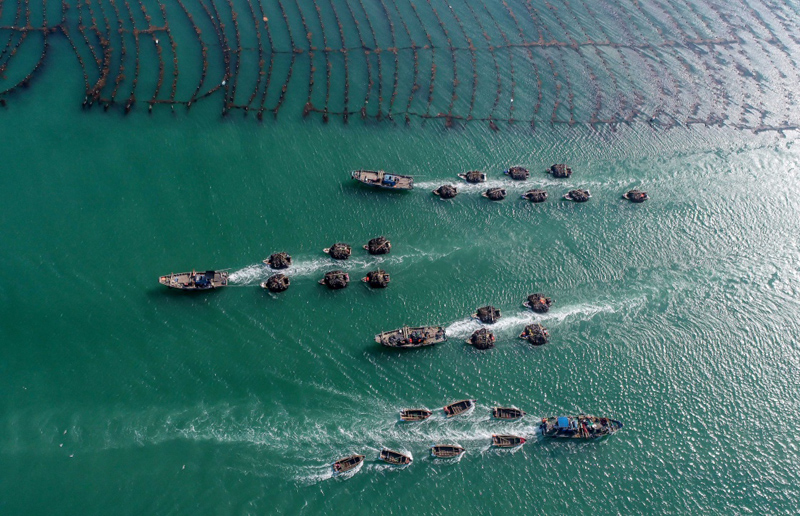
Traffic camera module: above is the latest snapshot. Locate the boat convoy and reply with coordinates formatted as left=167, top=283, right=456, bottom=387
left=331, top=402, right=623, bottom=474
left=160, top=165, right=632, bottom=476
left=351, top=166, right=649, bottom=205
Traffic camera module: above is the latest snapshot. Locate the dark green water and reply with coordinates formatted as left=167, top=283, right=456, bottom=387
left=3, top=0, right=800, bottom=514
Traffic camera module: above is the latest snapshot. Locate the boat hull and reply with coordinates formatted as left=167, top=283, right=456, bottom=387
left=492, top=434, right=526, bottom=448
left=443, top=399, right=476, bottom=418
left=540, top=416, right=623, bottom=439
left=351, top=170, right=414, bottom=190
left=492, top=407, right=525, bottom=420
left=332, top=454, right=365, bottom=474
left=375, top=326, right=447, bottom=348
left=431, top=445, right=465, bottom=458
left=399, top=409, right=433, bottom=422
left=380, top=449, right=413, bottom=465
left=158, top=270, right=228, bottom=290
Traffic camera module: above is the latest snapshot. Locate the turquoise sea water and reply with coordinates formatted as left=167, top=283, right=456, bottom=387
left=3, top=0, right=800, bottom=514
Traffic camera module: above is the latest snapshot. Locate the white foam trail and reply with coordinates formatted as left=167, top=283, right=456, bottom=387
left=415, top=177, right=617, bottom=192
left=415, top=179, right=520, bottom=192
left=229, top=249, right=461, bottom=285
left=446, top=298, right=645, bottom=337
left=228, top=264, right=266, bottom=284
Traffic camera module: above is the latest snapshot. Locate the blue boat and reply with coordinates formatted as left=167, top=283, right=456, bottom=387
left=539, top=415, right=623, bottom=439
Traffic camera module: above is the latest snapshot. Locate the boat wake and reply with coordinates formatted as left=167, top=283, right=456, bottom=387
left=415, top=178, right=622, bottom=193
left=228, top=249, right=461, bottom=286
left=446, top=297, right=645, bottom=338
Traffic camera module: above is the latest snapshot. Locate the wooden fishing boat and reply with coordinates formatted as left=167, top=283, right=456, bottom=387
left=399, top=408, right=433, bottom=421
left=375, top=326, right=447, bottom=348
left=158, top=270, right=228, bottom=290
left=351, top=169, right=414, bottom=190
left=492, top=434, right=526, bottom=448
left=539, top=415, right=623, bottom=439
left=492, top=407, right=526, bottom=420
left=332, top=454, right=365, bottom=474
left=443, top=399, right=476, bottom=418
left=430, top=445, right=465, bottom=458
left=379, top=449, right=413, bottom=465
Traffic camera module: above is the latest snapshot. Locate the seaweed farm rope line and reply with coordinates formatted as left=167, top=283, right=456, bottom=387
left=1, top=0, right=800, bottom=133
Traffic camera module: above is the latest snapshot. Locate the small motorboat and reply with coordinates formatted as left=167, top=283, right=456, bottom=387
left=443, top=399, right=476, bottom=418
left=492, top=407, right=526, bottom=420
left=539, top=415, right=624, bottom=439
left=380, top=449, right=413, bottom=465
left=399, top=408, right=433, bottom=421
left=351, top=170, right=414, bottom=190
left=492, top=434, right=526, bottom=448
left=458, top=170, right=486, bottom=183
left=375, top=326, right=447, bottom=348
left=159, top=270, right=228, bottom=290
left=430, top=444, right=465, bottom=458
left=332, top=454, right=365, bottom=474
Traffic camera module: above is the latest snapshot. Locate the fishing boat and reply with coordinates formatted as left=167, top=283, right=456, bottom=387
left=351, top=169, right=414, bottom=190
left=524, top=293, right=553, bottom=313
left=504, top=166, right=530, bottom=180
left=375, top=326, right=447, bottom=348
left=623, top=189, right=649, bottom=202
left=564, top=189, right=591, bottom=202
left=492, top=434, right=526, bottom=448
left=473, top=305, right=501, bottom=324
left=379, top=449, right=413, bottom=465
left=443, top=399, right=476, bottom=418
left=458, top=170, right=486, bottom=183
left=332, top=454, right=365, bottom=474
left=158, top=270, right=228, bottom=290
left=430, top=445, right=465, bottom=458
left=399, top=408, right=433, bottom=421
left=492, top=407, right=526, bottom=420
left=263, top=252, right=291, bottom=269
left=364, top=236, right=391, bottom=255
left=549, top=164, right=573, bottom=178
left=539, top=415, right=623, bottom=439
